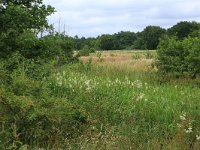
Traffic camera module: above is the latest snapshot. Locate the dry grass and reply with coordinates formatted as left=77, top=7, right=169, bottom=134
left=79, top=51, right=155, bottom=72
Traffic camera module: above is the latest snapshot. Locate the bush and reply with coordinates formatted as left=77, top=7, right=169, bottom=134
left=184, top=37, right=200, bottom=78
left=0, top=89, right=88, bottom=149
left=156, top=36, right=200, bottom=78
left=0, top=58, right=89, bottom=149
left=41, top=34, right=77, bottom=63
left=77, top=45, right=96, bottom=57
left=1, top=31, right=77, bottom=65
left=145, top=51, right=154, bottom=59
left=0, top=52, right=54, bottom=84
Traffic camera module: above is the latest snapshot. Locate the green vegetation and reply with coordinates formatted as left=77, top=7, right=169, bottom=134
left=77, top=45, right=96, bottom=57
left=156, top=36, right=200, bottom=78
left=1, top=56, right=200, bottom=149
left=71, top=22, right=199, bottom=51
left=0, top=0, right=55, bottom=59
left=0, top=0, right=200, bottom=149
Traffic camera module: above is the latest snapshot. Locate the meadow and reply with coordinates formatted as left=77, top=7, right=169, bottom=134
left=1, top=50, right=200, bottom=149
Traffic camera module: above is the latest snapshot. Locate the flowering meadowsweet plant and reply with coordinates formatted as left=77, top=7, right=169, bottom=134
left=180, top=113, right=186, bottom=121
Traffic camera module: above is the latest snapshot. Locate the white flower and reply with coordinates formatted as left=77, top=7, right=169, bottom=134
left=134, top=80, right=142, bottom=88
left=136, top=93, right=145, bottom=101
left=185, top=123, right=193, bottom=133
left=185, top=129, right=192, bottom=133
left=180, top=113, right=186, bottom=121
left=177, top=123, right=182, bottom=128
left=196, top=135, right=200, bottom=141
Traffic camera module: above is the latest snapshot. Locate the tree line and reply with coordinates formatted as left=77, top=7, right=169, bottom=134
left=70, top=21, right=200, bottom=51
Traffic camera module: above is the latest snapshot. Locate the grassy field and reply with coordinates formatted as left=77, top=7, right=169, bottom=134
left=1, top=50, right=200, bottom=149
left=57, top=50, right=200, bottom=149
left=80, top=50, right=156, bottom=72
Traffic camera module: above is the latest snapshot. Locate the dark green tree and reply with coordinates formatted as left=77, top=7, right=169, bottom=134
left=133, top=32, right=146, bottom=49
left=0, top=0, right=55, bottom=58
left=167, top=21, right=200, bottom=40
left=114, top=31, right=137, bottom=49
left=142, top=26, right=166, bottom=50
left=98, top=34, right=116, bottom=50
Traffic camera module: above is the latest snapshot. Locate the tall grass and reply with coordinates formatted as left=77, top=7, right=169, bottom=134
left=47, top=62, right=200, bottom=149
left=0, top=57, right=200, bottom=149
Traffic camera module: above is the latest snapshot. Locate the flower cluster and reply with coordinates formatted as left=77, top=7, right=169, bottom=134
left=184, top=122, right=193, bottom=133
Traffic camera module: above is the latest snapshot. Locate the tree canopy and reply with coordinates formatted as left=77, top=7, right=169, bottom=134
left=0, top=0, right=55, bottom=58
left=167, top=21, right=200, bottom=40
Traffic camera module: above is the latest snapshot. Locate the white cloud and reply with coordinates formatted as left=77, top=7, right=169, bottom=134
left=43, top=0, right=200, bottom=37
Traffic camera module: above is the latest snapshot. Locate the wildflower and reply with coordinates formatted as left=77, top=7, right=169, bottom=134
left=136, top=93, right=145, bottom=101
left=134, top=80, right=142, bottom=88
left=185, top=128, right=192, bottom=133
left=115, top=78, right=121, bottom=84
left=196, top=135, right=200, bottom=141
left=180, top=113, right=186, bottom=121
left=185, top=123, right=193, bottom=133
left=177, top=123, right=182, bottom=128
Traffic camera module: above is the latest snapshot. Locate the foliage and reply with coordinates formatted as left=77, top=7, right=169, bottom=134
left=184, top=37, right=200, bottom=78
left=98, top=34, right=116, bottom=50
left=39, top=34, right=77, bottom=64
left=133, top=26, right=166, bottom=50
left=133, top=33, right=146, bottom=49
left=97, top=31, right=137, bottom=50
left=113, top=31, right=137, bottom=49
left=0, top=0, right=55, bottom=58
left=69, top=21, right=199, bottom=51
left=77, top=45, right=96, bottom=57
left=167, top=21, right=200, bottom=40
left=156, top=36, right=200, bottom=78
left=142, top=26, right=166, bottom=49
left=0, top=57, right=88, bottom=149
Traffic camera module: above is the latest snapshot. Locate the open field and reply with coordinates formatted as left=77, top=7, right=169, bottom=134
left=80, top=50, right=156, bottom=72
left=61, top=50, right=200, bottom=149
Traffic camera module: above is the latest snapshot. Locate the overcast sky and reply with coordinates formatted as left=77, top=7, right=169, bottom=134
left=43, top=0, right=200, bottom=37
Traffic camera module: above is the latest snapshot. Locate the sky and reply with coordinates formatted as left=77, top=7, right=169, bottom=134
left=43, top=0, right=200, bottom=37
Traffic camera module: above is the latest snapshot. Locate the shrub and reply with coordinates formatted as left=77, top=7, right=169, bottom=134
left=39, top=34, right=77, bottom=65
left=184, top=37, right=200, bottom=78
left=0, top=89, right=89, bottom=149
left=0, top=52, right=54, bottom=83
left=145, top=51, right=154, bottom=59
left=77, top=45, right=96, bottom=57
left=156, top=36, right=200, bottom=78
left=1, top=31, right=77, bottom=65
left=132, top=54, right=141, bottom=60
